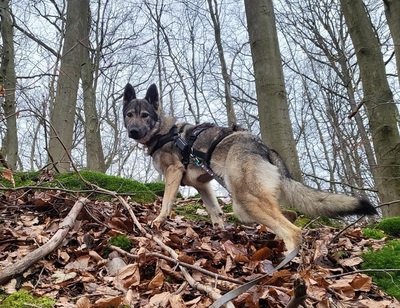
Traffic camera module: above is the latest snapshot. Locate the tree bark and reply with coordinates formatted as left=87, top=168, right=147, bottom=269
left=48, top=0, right=89, bottom=172
left=0, top=0, right=18, bottom=170
left=244, top=0, right=302, bottom=181
left=207, top=0, right=237, bottom=126
left=341, top=0, right=400, bottom=217
left=81, top=3, right=105, bottom=172
left=383, top=0, right=400, bottom=86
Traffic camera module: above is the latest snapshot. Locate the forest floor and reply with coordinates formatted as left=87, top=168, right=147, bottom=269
left=0, top=173, right=399, bottom=307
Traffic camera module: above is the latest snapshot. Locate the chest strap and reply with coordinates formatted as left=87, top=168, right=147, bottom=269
left=148, top=126, right=179, bottom=156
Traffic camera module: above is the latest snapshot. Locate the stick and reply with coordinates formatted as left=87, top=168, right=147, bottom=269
left=0, top=197, right=88, bottom=285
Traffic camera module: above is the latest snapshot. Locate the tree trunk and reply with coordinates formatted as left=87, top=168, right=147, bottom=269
left=0, top=0, right=18, bottom=170
left=341, top=0, right=400, bottom=217
left=48, top=0, right=89, bottom=173
left=207, top=0, right=237, bottom=126
left=244, top=0, right=302, bottom=181
left=81, top=3, right=105, bottom=172
left=383, top=0, right=400, bottom=86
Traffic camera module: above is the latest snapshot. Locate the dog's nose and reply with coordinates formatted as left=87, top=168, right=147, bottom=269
left=129, top=127, right=142, bottom=139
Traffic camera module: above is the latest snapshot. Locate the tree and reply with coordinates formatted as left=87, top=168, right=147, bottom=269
left=244, top=0, right=302, bottom=181
left=383, top=0, right=400, bottom=85
left=0, top=0, right=18, bottom=170
left=207, top=0, right=237, bottom=126
left=81, top=1, right=105, bottom=172
left=341, top=0, right=400, bottom=217
left=48, top=0, right=90, bottom=172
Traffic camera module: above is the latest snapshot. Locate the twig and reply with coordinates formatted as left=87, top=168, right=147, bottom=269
left=110, top=245, right=243, bottom=285
left=327, top=268, right=400, bottom=279
left=0, top=197, right=88, bottom=285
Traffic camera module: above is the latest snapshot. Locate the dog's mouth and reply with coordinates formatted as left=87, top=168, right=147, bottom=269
left=128, top=127, right=145, bottom=140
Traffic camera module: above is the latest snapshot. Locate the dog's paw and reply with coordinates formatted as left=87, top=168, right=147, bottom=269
left=150, top=215, right=167, bottom=229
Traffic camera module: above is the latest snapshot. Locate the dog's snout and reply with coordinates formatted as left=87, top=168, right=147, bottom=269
left=129, top=127, right=142, bottom=139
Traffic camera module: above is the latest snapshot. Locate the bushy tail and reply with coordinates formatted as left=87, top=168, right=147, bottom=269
left=280, top=177, right=377, bottom=217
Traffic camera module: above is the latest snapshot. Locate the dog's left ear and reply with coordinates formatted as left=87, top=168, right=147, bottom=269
left=145, top=84, right=159, bottom=110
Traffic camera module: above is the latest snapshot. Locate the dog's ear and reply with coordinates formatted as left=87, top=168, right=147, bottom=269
left=123, top=83, right=136, bottom=104
left=145, top=84, right=159, bottom=110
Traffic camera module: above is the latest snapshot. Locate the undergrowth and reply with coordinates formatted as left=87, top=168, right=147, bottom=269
left=362, top=240, right=400, bottom=299
left=0, top=290, right=56, bottom=308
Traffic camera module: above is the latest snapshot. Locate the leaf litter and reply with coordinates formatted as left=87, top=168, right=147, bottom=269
left=0, top=184, right=399, bottom=307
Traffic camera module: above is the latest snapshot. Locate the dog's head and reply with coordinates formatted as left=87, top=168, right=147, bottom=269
left=123, top=83, right=160, bottom=143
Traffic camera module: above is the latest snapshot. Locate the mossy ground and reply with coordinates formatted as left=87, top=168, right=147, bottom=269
left=0, top=290, right=56, bottom=308
left=0, top=168, right=162, bottom=204
left=362, top=240, right=400, bottom=299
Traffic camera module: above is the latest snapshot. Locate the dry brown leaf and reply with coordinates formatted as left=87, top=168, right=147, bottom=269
left=149, top=291, right=170, bottom=307
left=1, top=169, right=15, bottom=187
left=94, top=296, right=122, bottom=308
left=349, top=274, right=372, bottom=292
left=148, top=271, right=164, bottom=289
left=76, top=297, right=92, bottom=308
left=169, top=294, right=187, bottom=308
left=251, top=247, right=274, bottom=261
left=338, top=256, right=364, bottom=267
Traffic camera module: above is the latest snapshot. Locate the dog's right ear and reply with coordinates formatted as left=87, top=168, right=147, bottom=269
left=123, top=83, right=136, bottom=105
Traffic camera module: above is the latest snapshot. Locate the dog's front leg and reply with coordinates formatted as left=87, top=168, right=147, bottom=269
left=196, top=183, right=224, bottom=229
left=152, top=165, right=184, bottom=227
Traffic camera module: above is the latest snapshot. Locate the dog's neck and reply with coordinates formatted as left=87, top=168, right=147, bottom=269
left=145, top=116, right=177, bottom=152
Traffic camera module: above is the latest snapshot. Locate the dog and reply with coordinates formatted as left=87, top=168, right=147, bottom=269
left=122, top=83, right=377, bottom=252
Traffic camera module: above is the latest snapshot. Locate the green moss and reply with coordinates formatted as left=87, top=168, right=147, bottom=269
left=54, top=171, right=156, bottom=203
left=145, top=182, right=165, bottom=197
left=0, top=169, right=156, bottom=203
left=109, top=235, right=132, bottom=252
left=0, top=168, right=40, bottom=187
left=362, top=240, right=400, bottom=299
left=175, top=202, right=211, bottom=222
left=377, top=218, right=400, bottom=237
left=362, top=228, right=386, bottom=240
left=0, top=290, right=56, bottom=308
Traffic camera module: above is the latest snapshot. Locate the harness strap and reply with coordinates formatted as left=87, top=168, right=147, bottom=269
left=148, top=126, right=179, bottom=156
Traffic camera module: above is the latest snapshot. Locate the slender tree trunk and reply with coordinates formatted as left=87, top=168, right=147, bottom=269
left=383, top=0, right=400, bottom=86
left=48, top=0, right=89, bottom=172
left=207, top=0, right=237, bottom=126
left=341, top=0, right=400, bottom=217
left=244, top=0, right=302, bottom=181
left=81, top=2, right=105, bottom=172
left=0, top=0, right=18, bottom=170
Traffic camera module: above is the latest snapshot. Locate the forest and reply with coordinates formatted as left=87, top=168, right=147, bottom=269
left=0, top=0, right=400, bottom=307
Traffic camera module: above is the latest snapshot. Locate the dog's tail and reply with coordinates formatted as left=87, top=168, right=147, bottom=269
left=280, top=177, right=378, bottom=218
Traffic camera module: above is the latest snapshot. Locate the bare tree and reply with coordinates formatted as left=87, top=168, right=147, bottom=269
left=48, top=0, right=90, bottom=172
left=207, top=0, right=237, bottom=126
left=341, top=0, right=400, bottom=217
left=81, top=0, right=105, bottom=172
left=383, top=0, right=400, bottom=85
left=244, top=0, right=302, bottom=181
left=0, top=0, right=18, bottom=169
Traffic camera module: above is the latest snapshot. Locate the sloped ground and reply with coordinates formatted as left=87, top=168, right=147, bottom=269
left=0, top=186, right=399, bottom=307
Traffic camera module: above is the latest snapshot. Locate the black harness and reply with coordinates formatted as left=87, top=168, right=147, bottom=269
left=148, top=123, right=236, bottom=185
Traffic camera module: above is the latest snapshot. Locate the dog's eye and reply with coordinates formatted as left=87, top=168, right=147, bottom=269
left=141, top=112, right=149, bottom=119
left=126, top=112, right=133, bottom=118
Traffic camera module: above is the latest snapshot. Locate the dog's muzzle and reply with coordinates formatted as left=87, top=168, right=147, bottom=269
left=128, top=127, right=143, bottom=140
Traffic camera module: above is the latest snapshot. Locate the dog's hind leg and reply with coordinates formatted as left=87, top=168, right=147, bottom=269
left=153, top=164, right=184, bottom=227
left=196, top=182, right=224, bottom=229
left=227, top=159, right=302, bottom=252
left=232, top=196, right=302, bottom=252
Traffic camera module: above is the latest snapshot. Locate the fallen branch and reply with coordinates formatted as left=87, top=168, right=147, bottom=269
left=0, top=197, right=88, bottom=285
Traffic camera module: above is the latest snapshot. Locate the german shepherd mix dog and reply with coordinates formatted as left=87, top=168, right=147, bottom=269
left=122, top=83, right=377, bottom=252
